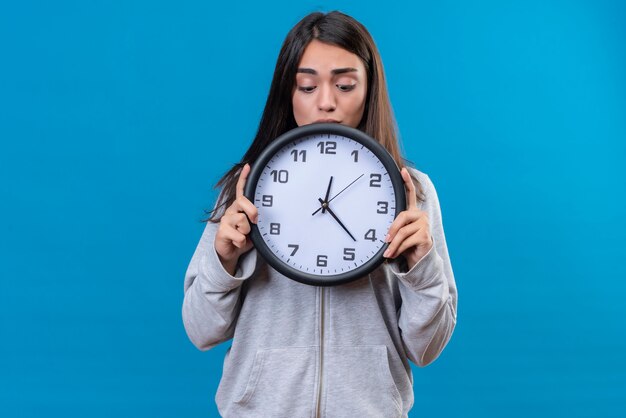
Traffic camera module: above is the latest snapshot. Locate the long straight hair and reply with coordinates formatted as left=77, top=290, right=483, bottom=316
left=206, top=11, right=423, bottom=222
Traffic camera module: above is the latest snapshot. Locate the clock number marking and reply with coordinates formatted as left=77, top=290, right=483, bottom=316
left=376, top=201, right=388, bottom=214
left=290, top=149, right=307, bottom=162
left=270, top=169, right=289, bottom=183
left=343, top=248, right=356, bottom=261
left=369, top=173, right=382, bottom=187
left=317, top=141, right=337, bottom=154
left=317, top=255, right=328, bottom=267
left=351, top=150, right=358, bottom=162
left=270, top=223, right=281, bottom=235
left=364, top=229, right=377, bottom=242
left=262, top=195, right=273, bottom=207
left=288, top=244, right=299, bottom=256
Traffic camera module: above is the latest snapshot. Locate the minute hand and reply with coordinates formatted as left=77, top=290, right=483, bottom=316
left=312, top=173, right=364, bottom=216
left=318, top=198, right=357, bottom=242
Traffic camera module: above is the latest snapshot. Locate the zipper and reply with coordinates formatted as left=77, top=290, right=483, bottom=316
left=315, top=287, right=325, bottom=418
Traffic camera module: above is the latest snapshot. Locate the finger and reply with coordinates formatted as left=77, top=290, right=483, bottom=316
left=401, top=167, right=418, bottom=209
left=388, top=228, right=431, bottom=259
left=224, top=197, right=258, bottom=223
left=385, top=210, right=421, bottom=242
left=226, top=164, right=258, bottom=222
left=231, top=212, right=251, bottom=235
left=235, top=195, right=258, bottom=224
left=383, top=222, right=421, bottom=258
left=392, top=235, right=422, bottom=259
left=236, top=163, right=251, bottom=199
left=224, top=195, right=254, bottom=216
left=223, top=210, right=254, bottom=236
left=218, top=226, right=248, bottom=249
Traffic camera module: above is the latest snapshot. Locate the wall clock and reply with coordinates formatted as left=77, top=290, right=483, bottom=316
left=244, top=123, right=406, bottom=286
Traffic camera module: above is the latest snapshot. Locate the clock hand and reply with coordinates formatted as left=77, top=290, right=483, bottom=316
left=312, top=173, right=364, bottom=216
left=328, top=173, right=364, bottom=203
left=318, top=198, right=357, bottom=242
left=322, top=176, right=333, bottom=214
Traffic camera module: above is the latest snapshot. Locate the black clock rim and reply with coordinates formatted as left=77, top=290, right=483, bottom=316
left=244, top=123, right=407, bottom=287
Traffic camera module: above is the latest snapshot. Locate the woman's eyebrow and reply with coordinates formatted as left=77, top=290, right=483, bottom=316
left=297, top=67, right=359, bottom=75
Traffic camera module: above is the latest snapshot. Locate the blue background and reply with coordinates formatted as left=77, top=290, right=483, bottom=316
left=1, top=0, right=625, bottom=417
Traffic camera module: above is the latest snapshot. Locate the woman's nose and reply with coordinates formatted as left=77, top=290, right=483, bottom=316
left=317, top=84, right=336, bottom=112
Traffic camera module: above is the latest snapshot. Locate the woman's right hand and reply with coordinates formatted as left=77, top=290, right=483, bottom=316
left=215, top=163, right=258, bottom=275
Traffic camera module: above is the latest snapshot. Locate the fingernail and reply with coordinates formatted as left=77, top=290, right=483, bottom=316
left=383, top=249, right=391, bottom=258
left=384, top=234, right=390, bottom=242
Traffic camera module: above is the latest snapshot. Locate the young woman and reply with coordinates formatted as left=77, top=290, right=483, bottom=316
left=182, top=11, right=457, bottom=417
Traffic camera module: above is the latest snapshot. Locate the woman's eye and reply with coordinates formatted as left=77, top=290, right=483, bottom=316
left=337, top=84, right=356, bottom=92
left=298, top=86, right=316, bottom=93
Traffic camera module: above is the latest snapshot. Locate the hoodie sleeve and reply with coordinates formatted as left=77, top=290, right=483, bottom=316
left=388, top=171, right=458, bottom=367
left=181, top=220, right=257, bottom=351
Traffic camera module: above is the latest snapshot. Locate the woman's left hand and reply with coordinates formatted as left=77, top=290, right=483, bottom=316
left=383, top=167, right=433, bottom=270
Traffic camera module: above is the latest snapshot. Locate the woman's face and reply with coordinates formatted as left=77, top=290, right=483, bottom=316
left=292, top=40, right=367, bottom=128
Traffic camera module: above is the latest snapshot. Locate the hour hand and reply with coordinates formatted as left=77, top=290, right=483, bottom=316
left=311, top=176, right=333, bottom=215
left=322, top=176, right=333, bottom=213
left=318, top=198, right=357, bottom=242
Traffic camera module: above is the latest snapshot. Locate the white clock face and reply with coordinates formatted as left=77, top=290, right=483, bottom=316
left=252, top=132, right=399, bottom=278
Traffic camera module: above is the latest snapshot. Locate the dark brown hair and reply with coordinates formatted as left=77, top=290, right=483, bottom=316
left=205, top=11, right=423, bottom=222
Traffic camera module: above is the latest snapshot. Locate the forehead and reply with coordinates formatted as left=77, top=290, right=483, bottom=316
left=298, top=40, right=364, bottom=72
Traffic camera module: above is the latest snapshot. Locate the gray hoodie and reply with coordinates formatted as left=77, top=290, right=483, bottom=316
left=182, top=168, right=458, bottom=417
